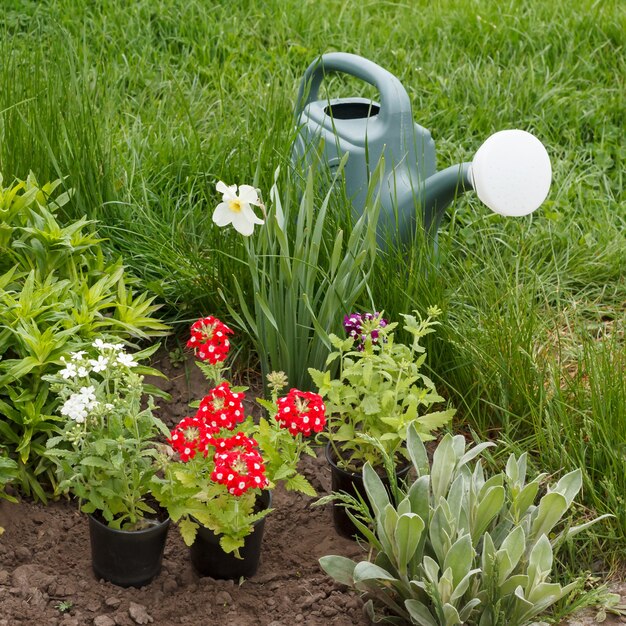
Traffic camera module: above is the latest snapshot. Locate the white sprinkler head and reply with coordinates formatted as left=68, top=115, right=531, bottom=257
left=470, top=129, right=552, bottom=217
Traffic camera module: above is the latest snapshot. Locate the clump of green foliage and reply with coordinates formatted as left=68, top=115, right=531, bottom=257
left=309, top=309, right=455, bottom=472
left=0, top=173, right=169, bottom=499
left=320, top=426, right=610, bottom=625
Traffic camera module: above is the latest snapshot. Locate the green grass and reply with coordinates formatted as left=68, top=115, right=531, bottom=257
left=1, top=0, right=625, bottom=573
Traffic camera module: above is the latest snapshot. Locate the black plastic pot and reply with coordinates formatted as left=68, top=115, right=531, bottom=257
left=189, top=490, right=271, bottom=580
left=325, top=442, right=411, bottom=539
left=89, top=514, right=170, bottom=588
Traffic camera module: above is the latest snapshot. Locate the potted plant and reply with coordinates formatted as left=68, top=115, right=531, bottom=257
left=151, top=316, right=326, bottom=580
left=308, top=308, right=455, bottom=538
left=44, top=339, right=170, bottom=587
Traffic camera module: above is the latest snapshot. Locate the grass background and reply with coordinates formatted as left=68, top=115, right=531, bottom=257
left=1, top=0, right=624, bottom=574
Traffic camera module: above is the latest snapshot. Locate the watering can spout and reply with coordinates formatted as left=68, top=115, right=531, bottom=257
left=421, top=162, right=473, bottom=233
left=383, top=128, right=552, bottom=245
left=380, top=162, right=472, bottom=245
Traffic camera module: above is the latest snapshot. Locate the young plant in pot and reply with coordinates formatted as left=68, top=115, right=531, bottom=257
left=308, top=308, right=455, bottom=538
left=44, top=339, right=170, bottom=587
left=151, top=316, right=326, bottom=580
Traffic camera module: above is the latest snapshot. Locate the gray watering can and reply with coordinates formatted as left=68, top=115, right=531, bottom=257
left=292, top=52, right=552, bottom=245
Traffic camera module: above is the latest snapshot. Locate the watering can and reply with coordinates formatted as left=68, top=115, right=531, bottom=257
left=292, top=53, right=552, bottom=245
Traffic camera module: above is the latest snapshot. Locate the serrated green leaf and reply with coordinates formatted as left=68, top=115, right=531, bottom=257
left=219, top=533, right=244, bottom=555
left=178, top=517, right=199, bottom=546
left=285, top=473, right=317, bottom=496
left=79, top=456, right=110, bottom=468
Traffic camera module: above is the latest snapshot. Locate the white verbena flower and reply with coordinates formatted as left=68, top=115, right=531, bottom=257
left=78, top=386, right=97, bottom=403
left=59, top=363, right=77, bottom=379
left=70, top=350, right=87, bottom=361
left=76, top=366, right=90, bottom=378
left=117, top=352, right=137, bottom=368
left=89, top=356, right=109, bottom=372
left=212, top=181, right=264, bottom=236
left=60, top=394, right=89, bottom=423
left=92, top=338, right=115, bottom=351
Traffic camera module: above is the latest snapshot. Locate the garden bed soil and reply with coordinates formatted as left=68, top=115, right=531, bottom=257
left=0, top=349, right=623, bottom=625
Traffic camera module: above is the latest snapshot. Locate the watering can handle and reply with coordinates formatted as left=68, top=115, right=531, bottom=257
left=295, top=52, right=412, bottom=123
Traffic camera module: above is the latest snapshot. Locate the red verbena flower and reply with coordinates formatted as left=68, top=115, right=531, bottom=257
left=276, top=389, right=326, bottom=437
left=209, top=431, right=259, bottom=454
left=195, top=382, right=245, bottom=433
left=169, top=416, right=211, bottom=462
left=187, top=316, right=233, bottom=364
left=210, top=433, right=269, bottom=496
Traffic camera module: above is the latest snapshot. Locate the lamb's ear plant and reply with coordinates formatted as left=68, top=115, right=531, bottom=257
left=0, top=173, right=169, bottom=500
left=320, top=425, right=611, bottom=626
left=215, top=158, right=382, bottom=390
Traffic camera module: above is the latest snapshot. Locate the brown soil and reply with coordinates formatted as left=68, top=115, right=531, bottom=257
left=0, top=349, right=623, bottom=626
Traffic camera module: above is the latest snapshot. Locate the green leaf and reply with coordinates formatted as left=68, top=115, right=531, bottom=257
left=442, top=603, right=462, bottom=626
left=353, top=561, right=396, bottom=582
left=498, top=525, right=525, bottom=579
left=395, top=513, right=425, bottom=575
left=458, top=441, right=496, bottom=468
left=178, top=518, right=199, bottom=546
left=499, top=574, right=529, bottom=596
left=319, top=555, right=356, bottom=586
left=272, top=463, right=295, bottom=481
left=416, top=409, right=456, bottom=432
left=551, top=469, right=582, bottom=508
left=443, top=533, right=474, bottom=587
left=405, top=600, right=438, bottom=626
left=528, top=534, right=553, bottom=580
left=472, top=486, right=505, bottom=542
left=284, top=473, right=317, bottom=496
left=79, top=456, right=110, bottom=468
left=530, top=492, right=568, bottom=547
left=431, top=434, right=457, bottom=502
left=513, top=481, right=539, bottom=520
left=363, top=462, right=390, bottom=518
left=220, top=533, right=244, bottom=555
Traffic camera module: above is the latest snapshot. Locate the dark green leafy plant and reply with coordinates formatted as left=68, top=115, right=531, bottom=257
left=320, top=426, right=611, bottom=625
left=0, top=173, right=169, bottom=499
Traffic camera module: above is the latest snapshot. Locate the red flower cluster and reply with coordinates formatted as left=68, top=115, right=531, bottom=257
left=210, top=433, right=269, bottom=496
left=276, top=389, right=326, bottom=437
left=169, top=417, right=210, bottom=462
left=186, top=316, right=233, bottom=364
left=196, top=382, right=245, bottom=433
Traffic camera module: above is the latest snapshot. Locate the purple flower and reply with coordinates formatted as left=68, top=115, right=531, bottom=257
left=343, top=312, right=388, bottom=350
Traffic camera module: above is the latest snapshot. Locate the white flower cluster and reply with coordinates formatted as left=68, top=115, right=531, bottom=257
left=60, top=386, right=98, bottom=423
left=59, top=340, right=137, bottom=380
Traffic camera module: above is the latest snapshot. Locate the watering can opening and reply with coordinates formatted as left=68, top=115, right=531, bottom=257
left=324, top=102, right=380, bottom=120
left=292, top=52, right=552, bottom=248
